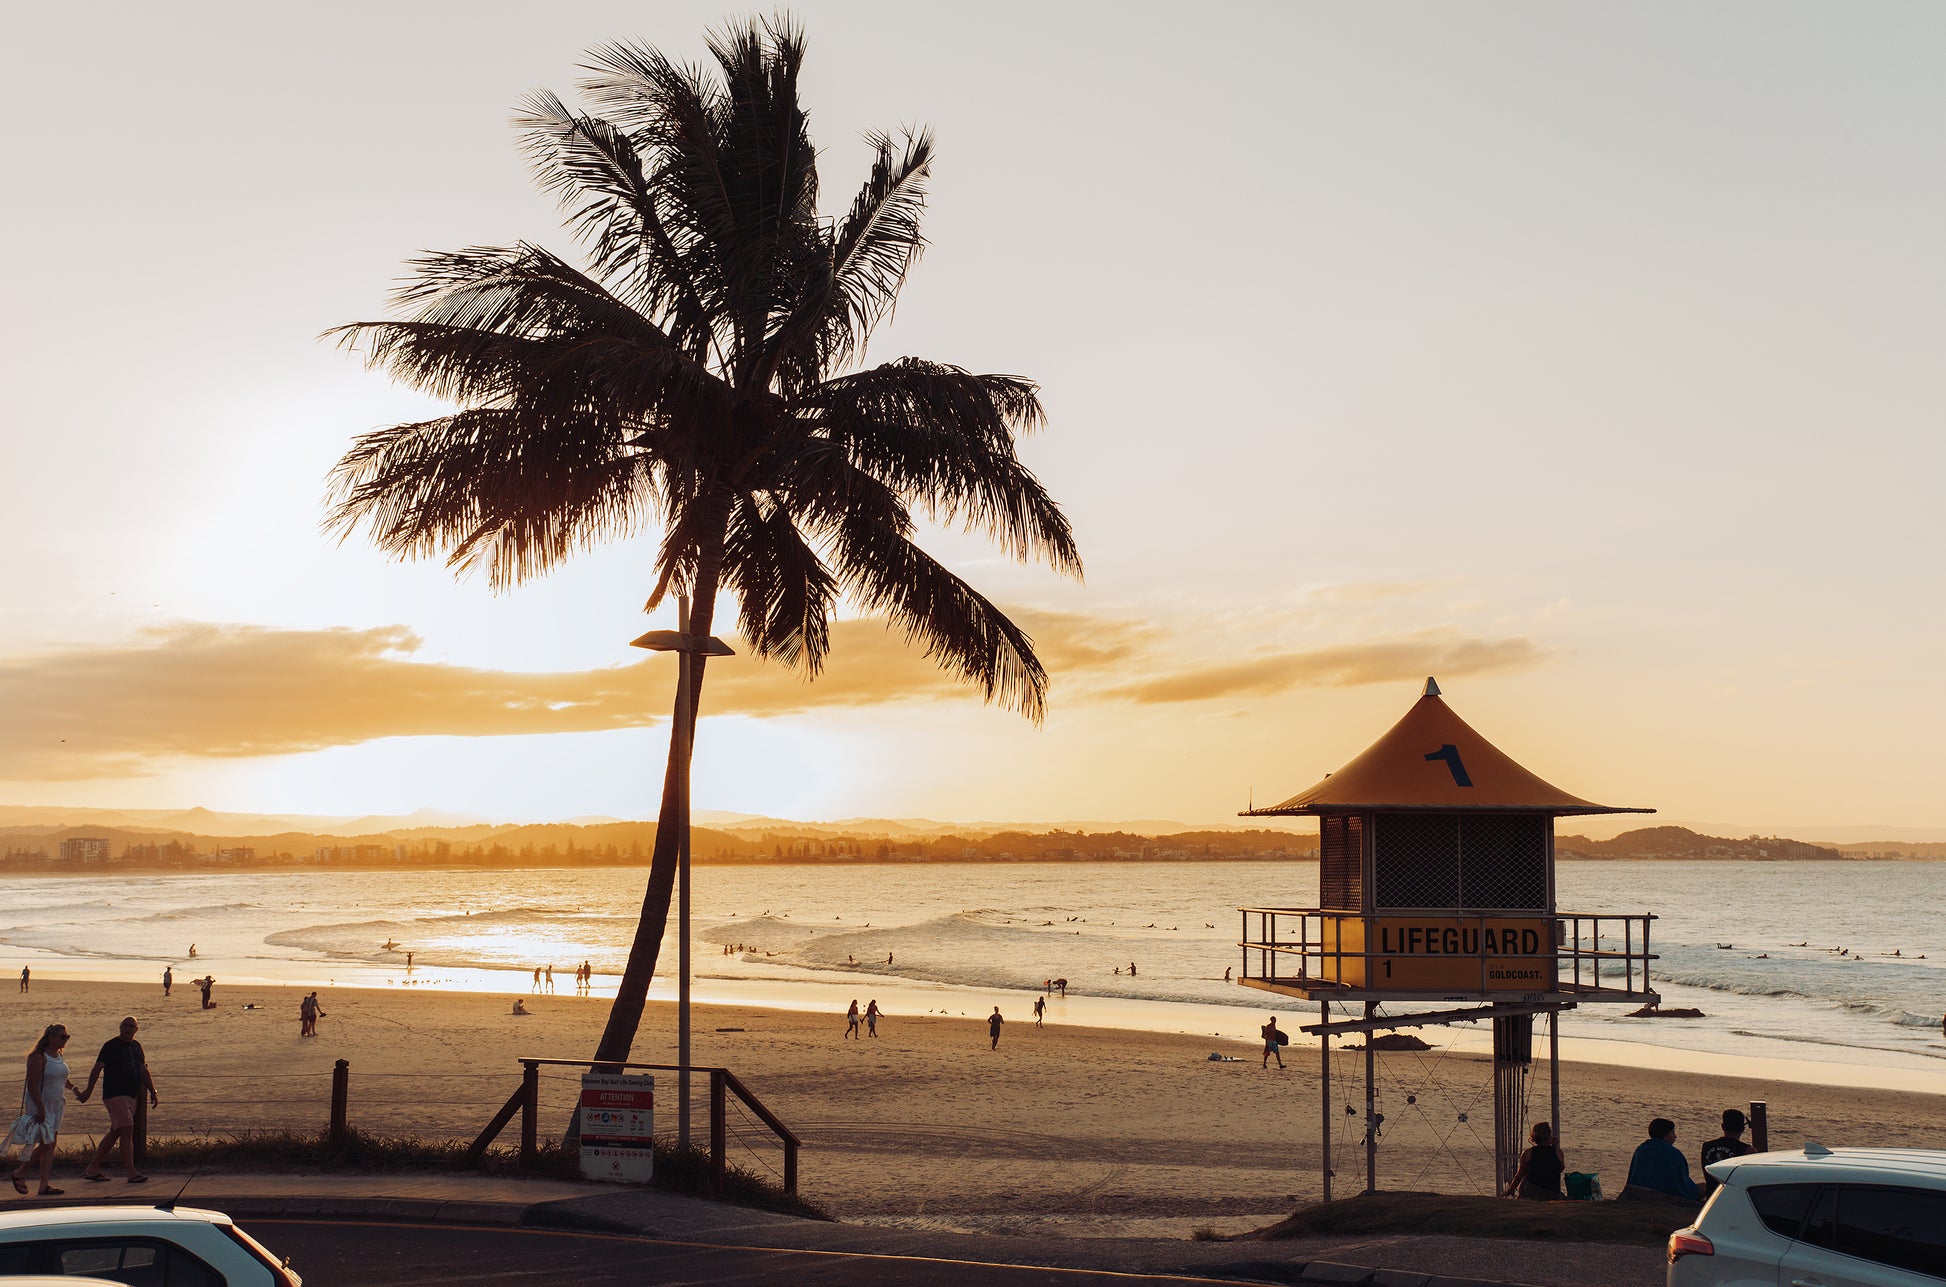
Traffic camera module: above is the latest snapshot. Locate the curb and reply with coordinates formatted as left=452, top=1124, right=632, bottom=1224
left=1205, top=1263, right=1530, bottom=1287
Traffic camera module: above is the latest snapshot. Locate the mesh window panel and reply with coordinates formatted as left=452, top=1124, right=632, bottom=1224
left=1320, top=815, right=1363, bottom=911
left=1373, top=813, right=1460, bottom=909
left=1458, top=815, right=1548, bottom=910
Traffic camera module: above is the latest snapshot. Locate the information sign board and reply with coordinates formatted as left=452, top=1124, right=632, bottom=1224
left=578, top=1072, right=655, bottom=1184
left=1318, top=916, right=1555, bottom=992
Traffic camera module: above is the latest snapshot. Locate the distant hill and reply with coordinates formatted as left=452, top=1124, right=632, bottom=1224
left=0, top=808, right=1313, bottom=874
left=1556, top=826, right=1848, bottom=861
left=1835, top=840, right=1946, bottom=859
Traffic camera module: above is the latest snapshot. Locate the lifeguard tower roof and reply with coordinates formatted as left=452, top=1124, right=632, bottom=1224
left=1244, top=678, right=1653, bottom=818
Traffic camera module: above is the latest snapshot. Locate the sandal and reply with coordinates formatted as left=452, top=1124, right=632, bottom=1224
left=82, top=1172, right=109, bottom=1183
left=9, top=1173, right=24, bottom=1195
left=127, top=1175, right=148, bottom=1184
left=38, top=1186, right=63, bottom=1196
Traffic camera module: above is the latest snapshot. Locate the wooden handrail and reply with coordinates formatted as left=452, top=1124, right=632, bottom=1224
left=465, top=1058, right=801, bottom=1195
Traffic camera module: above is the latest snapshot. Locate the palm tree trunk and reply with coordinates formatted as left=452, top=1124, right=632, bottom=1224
left=591, top=521, right=726, bottom=1071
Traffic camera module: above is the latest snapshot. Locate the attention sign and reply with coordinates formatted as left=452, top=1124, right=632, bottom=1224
left=1317, top=916, right=1556, bottom=992
left=578, top=1072, right=655, bottom=1184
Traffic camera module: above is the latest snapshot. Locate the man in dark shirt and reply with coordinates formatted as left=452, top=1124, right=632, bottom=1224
left=79, top=1017, right=159, bottom=1183
left=1698, top=1108, right=1755, bottom=1195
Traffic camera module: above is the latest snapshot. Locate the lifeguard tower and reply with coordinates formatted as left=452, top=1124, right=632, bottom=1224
left=1238, top=678, right=1658, bottom=1198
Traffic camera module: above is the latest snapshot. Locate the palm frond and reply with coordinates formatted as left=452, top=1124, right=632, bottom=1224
left=720, top=489, right=836, bottom=672
left=834, top=500, right=1048, bottom=722
left=809, top=360, right=1081, bottom=574
left=324, top=409, right=651, bottom=591
left=827, top=130, right=932, bottom=348
left=513, top=91, right=721, bottom=360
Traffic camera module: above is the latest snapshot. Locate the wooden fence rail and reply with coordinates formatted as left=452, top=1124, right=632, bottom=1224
left=462, top=1058, right=800, bottom=1195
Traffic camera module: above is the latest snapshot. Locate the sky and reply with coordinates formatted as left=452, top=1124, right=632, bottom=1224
left=4, top=2, right=1944, bottom=836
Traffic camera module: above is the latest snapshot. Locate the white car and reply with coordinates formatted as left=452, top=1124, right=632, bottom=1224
left=0, top=1206, right=299, bottom=1286
left=1668, top=1143, right=1946, bottom=1286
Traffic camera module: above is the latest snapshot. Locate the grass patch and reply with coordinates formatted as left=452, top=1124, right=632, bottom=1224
left=40, top=1130, right=823, bottom=1221
left=1189, top=1226, right=1222, bottom=1241
left=1245, top=1191, right=1691, bottom=1247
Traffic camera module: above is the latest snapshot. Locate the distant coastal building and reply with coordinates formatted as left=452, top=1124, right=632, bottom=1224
left=59, top=837, right=112, bottom=864
left=313, top=844, right=394, bottom=864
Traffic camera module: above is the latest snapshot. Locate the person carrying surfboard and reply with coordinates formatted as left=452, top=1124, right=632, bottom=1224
left=1261, top=1015, right=1287, bottom=1068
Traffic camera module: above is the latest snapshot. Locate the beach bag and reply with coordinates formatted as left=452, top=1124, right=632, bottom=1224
left=1565, top=1171, right=1601, bottom=1201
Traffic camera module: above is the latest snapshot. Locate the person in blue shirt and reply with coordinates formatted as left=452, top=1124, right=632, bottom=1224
left=1624, top=1117, right=1699, bottom=1201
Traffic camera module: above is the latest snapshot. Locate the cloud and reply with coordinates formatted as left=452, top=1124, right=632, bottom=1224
left=0, top=625, right=669, bottom=779
left=0, top=615, right=1545, bottom=778
left=0, top=614, right=1152, bottom=779
left=1102, top=631, right=1547, bottom=705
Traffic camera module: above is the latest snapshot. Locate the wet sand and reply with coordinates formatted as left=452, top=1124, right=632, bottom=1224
left=6, top=977, right=1945, bottom=1238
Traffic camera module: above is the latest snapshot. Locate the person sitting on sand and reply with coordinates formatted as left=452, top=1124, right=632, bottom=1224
left=1698, top=1108, right=1754, bottom=1195
left=1504, top=1121, right=1565, bottom=1200
left=1622, top=1117, right=1699, bottom=1202
left=512, top=999, right=529, bottom=1015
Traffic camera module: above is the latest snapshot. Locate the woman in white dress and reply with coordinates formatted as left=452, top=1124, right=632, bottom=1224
left=7, top=1023, right=81, bottom=1196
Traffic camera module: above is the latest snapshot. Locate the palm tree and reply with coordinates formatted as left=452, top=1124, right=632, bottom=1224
left=323, top=17, right=1081, bottom=1066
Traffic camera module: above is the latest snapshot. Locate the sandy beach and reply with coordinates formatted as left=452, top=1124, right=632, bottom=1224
left=5, top=977, right=1945, bottom=1238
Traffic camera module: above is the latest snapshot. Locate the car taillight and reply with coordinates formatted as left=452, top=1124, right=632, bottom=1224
left=1668, top=1229, right=1714, bottom=1263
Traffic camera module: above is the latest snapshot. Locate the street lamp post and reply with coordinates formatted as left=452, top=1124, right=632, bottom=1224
left=631, top=598, right=734, bottom=1151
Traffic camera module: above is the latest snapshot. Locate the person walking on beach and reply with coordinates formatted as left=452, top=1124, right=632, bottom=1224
left=298, top=993, right=314, bottom=1037
left=845, top=1000, right=861, bottom=1039
left=79, top=1017, right=157, bottom=1185
left=1504, top=1121, right=1565, bottom=1200
left=6, top=1024, right=79, bottom=1196
left=531, top=966, right=542, bottom=992
left=17, top=967, right=27, bottom=993
left=162, top=966, right=172, bottom=998
left=988, top=1007, right=1004, bottom=1050
left=405, top=951, right=413, bottom=969
left=545, top=965, right=555, bottom=993
left=1033, top=996, right=1045, bottom=1026
left=196, top=976, right=214, bottom=1009
left=1261, top=1016, right=1286, bottom=1068
left=865, top=1000, right=881, bottom=1037
left=1698, top=1109, right=1754, bottom=1196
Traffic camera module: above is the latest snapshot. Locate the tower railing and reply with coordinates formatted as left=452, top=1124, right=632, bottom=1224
left=1237, top=907, right=1656, bottom=1000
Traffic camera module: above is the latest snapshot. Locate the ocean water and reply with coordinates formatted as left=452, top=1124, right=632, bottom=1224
left=3, top=860, right=1943, bottom=1077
